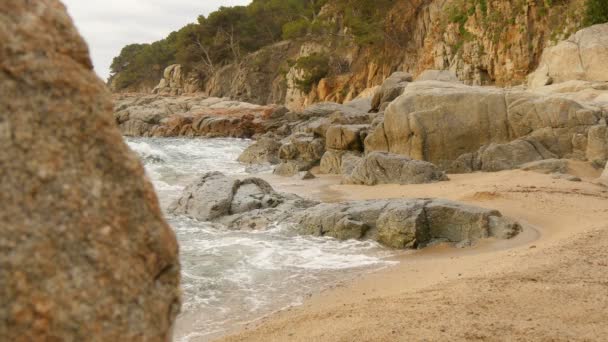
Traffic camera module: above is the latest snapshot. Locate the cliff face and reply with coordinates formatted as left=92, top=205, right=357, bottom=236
left=113, top=0, right=586, bottom=110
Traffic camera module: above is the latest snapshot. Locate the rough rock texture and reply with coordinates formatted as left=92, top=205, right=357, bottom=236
left=152, top=64, right=202, bottom=95
left=320, top=150, right=363, bottom=175
left=415, top=70, right=460, bottom=83
left=600, top=162, right=608, bottom=186
left=114, top=94, right=282, bottom=137
left=344, top=152, right=448, bottom=185
left=528, top=24, right=608, bottom=87
left=168, top=172, right=316, bottom=229
left=0, top=1, right=180, bottom=340
left=238, top=137, right=282, bottom=164
left=169, top=175, right=520, bottom=249
left=366, top=81, right=607, bottom=171
left=519, top=159, right=569, bottom=174
left=477, top=139, right=557, bottom=172
left=370, top=72, right=412, bottom=112
left=297, top=199, right=521, bottom=248
left=325, top=124, right=368, bottom=151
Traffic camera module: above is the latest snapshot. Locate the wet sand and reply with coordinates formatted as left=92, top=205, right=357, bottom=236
left=219, top=162, right=608, bottom=341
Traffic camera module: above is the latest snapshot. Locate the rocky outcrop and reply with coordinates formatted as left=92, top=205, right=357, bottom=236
left=528, top=24, right=608, bottom=88
left=415, top=70, right=460, bottom=83
left=344, top=152, right=448, bottom=185
left=152, top=64, right=202, bottom=95
left=320, top=150, right=363, bottom=175
left=114, top=94, right=283, bottom=138
left=519, top=159, right=569, bottom=174
left=238, top=137, right=282, bottom=164
left=168, top=172, right=316, bottom=229
left=370, top=72, right=412, bottom=112
left=0, top=1, right=180, bottom=340
left=297, top=199, right=521, bottom=248
left=365, top=81, right=607, bottom=171
left=169, top=175, right=520, bottom=249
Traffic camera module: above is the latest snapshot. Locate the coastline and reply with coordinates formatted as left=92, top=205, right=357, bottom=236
left=217, top=165, right=608, bottom=341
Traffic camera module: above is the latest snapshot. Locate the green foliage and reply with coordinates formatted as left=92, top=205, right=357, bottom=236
left=334, top=0, right=394, bottom=45
left=584, top=0, right=608, bottom=26
left=293, top=53, right=330, bottom=92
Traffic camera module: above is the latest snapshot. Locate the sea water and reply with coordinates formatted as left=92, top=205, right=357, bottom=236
left=126, top=137, right=395, bottom=341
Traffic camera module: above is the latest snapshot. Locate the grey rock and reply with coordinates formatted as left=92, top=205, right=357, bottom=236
left=371, top=72, right=412, bottom=112
left=325, top=124, right=368, bottom=151
left=520, top=159, right=569, bottom=174
left=600, top=162, right=608, bottom=186
left=319, top=150, right=363, bottom=175
left=478, top=139, right=557, bottom=172
left=416, top=70, right=460, bottom=82
left=344, top=152, right=448, bottom=185
left=297, top=199, right=521, bottom=248
left=273, top=161, right=314, bottom=177
left=168, top=172, right=317, bottom=229
left=238, top=137, right=282, bottom=164
left=278, top=133, right=325, bottom=163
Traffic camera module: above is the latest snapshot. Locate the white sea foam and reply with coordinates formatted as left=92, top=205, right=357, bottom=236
left=126, top=137, right=397, bottom=342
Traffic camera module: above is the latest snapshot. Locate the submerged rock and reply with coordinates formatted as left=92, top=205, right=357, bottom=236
left=170, top=175, right=521, bottom=249
left=168, top=172, right=317, bottom=229
left=344, top=152, right=448, bottom=185
left=0, top=1, right=180, bottom=339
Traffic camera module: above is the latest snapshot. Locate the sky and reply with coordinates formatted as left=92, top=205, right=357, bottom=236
left=63, top=0, right=251, bottom=81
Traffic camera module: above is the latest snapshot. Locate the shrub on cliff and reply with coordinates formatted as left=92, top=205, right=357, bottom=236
left=585, top=0, right=608, bottom=26
left=293, top=53, right=330, bottom=92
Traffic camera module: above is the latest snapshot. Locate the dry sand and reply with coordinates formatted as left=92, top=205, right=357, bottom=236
left=218, top=163, right=608, bottom=341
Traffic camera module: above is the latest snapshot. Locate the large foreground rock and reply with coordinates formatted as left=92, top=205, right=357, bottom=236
left=344, top=152, right=448, bottom=185
left=168, top=172, right=317, bottom=229
left=371, top=72, right=412, bottom=112
left=297, top=199, right=521, bottom=248
left=0, top=1, right=180, bottom=340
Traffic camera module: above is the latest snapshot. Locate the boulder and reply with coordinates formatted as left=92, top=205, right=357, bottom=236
left=344, top=152, right=448, bottom=185
left=519, top=159, right=569, bottom=174
left=0, top=1, right=180, bottom=339
left=319, top=150, right=363, bottom=175
left=586, top=125, right=608, bottom=166
left=325, top=124, right=368, bottom=151
left=415, top=70, right=460, bottom=82
left=278, top=133, right=325, bottom=163
left=365, top=81, right=605, bottom=170
left=478, top=139, right=557, bottom=172
left=297, top=199, right=521, bottom=248
left=371, top=72, right=413, bottom=112
left=528, top=24, right=608, bottom=87
left=168, top=172, right=316, bottom=229
left=238, top=137, right=282, bottom=164
left=273, top=161, right=306, bottom=177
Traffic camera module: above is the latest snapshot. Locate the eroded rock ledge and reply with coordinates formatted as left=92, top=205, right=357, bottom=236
left=169, top=172, right=521, bottom=249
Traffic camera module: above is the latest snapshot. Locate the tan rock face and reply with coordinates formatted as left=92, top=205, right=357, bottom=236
left=529, top=24, right=608, bottom=87
left=0, top=1, right=180, bottom=340
left=366, top=81, right=607, bottom=170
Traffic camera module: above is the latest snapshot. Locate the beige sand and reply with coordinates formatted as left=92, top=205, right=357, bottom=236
left=219, top=164, right=608, bottom=341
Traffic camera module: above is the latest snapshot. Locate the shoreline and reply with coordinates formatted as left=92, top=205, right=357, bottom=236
left=216, top=165, right=608, bottom=341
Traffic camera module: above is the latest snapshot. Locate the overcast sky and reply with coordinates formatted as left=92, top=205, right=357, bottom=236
left=63, top=0, right=251, bottom=80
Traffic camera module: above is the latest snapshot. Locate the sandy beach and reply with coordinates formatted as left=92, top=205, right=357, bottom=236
left=219, top=163, right=608, bottom=341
